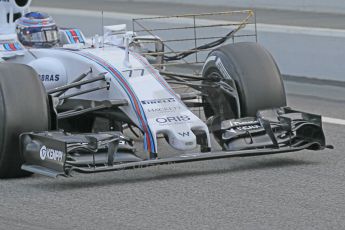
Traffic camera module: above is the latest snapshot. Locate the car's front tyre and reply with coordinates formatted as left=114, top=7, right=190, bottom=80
left=0, top=63, right=50, bottom=178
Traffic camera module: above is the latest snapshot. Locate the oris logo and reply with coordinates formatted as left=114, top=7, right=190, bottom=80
left=39, top=146, right=63, bottom=162
left=155, top=115, right=191, bottom=124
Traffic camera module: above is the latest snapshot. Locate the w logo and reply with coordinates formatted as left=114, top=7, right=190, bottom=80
left=178, top=132, right=190, bottom=137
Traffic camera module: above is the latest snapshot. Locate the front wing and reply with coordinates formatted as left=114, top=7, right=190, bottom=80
left=20, top=108, right=330, bottom=178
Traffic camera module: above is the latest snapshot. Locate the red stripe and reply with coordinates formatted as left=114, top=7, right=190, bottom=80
left=109, top=67, right=153, bottom=152
left=9, top=44, right=16, bottom=51
left=70, top=30, right=79, bottom=43
left=74, top=51, right=154, bottom=152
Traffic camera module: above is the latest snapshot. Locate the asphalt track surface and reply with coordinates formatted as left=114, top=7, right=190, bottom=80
left=1, top=2, right=345, bottom=230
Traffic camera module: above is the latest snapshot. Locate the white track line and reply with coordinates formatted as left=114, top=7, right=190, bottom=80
left=32, top=6, right=345, bottom=38
left=323, top=117, right=345, bottom=126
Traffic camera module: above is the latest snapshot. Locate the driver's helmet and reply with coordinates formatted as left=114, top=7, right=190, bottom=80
left=15, top=12, right=59, bottom=48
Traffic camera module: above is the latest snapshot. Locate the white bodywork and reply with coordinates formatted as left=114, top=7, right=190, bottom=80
left=0, top=0, right=211, bottom=153
left=0, top=0, right=31, bottom=35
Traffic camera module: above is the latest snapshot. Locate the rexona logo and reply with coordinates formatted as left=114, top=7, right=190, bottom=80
left=156, top=115, right=191, bottom=124
left=229, top=121, right=261, bottom=131
left=39, top=74, right=60, bottom=82
left=39, top=146, right=63, bottom=162
left=141, top=98, right=175, bottom=105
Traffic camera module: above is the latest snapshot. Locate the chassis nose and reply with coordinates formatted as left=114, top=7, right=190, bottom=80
left=160, top=129, right=197, bottom=151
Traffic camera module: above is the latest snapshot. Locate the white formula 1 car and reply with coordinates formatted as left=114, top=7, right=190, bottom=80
left=0, top=0, right=330, bottom=178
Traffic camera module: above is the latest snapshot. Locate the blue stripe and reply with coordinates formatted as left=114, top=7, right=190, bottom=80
left=106, top=65, right=156, bottom=152
left=105, top=65, right=156, bottom=152
left=14, top=43, right=22, bottom=50
left=70, top=51, right=156, bottom=152
left=65, top=31, right=75, bottom=44
left=74, top=30, right=85, bottom=43
left=4, top=44, right=11, bottom=51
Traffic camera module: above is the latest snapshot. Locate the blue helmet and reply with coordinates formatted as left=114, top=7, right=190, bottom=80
left=15, top=12, right=59, bottom=48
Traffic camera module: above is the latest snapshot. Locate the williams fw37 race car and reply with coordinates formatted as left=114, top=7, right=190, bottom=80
left=0, top=0, right=331, bottom=178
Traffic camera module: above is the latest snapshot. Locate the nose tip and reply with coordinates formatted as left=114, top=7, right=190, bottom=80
left=164, top=129, right=197, bottom=151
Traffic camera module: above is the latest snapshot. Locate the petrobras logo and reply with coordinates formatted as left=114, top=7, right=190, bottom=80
left=39, top=74, right=60, bottom=82
left=39, top=146, right=63, bottom=162
left=141, top=98, right=175, bottom=105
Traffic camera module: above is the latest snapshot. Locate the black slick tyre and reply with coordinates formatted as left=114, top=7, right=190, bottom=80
left=203, top=42, right=287, bottom=119
left=0, top=63, right=50, bottom=178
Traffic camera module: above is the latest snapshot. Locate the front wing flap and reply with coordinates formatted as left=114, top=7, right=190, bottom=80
left=220, top=107, right=327, bottom=151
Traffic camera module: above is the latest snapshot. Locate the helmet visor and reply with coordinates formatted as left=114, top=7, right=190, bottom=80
left=18, top=25, right=59, bottom=47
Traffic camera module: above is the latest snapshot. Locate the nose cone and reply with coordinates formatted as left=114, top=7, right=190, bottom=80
left=164, top=128, right=197, bottom=151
